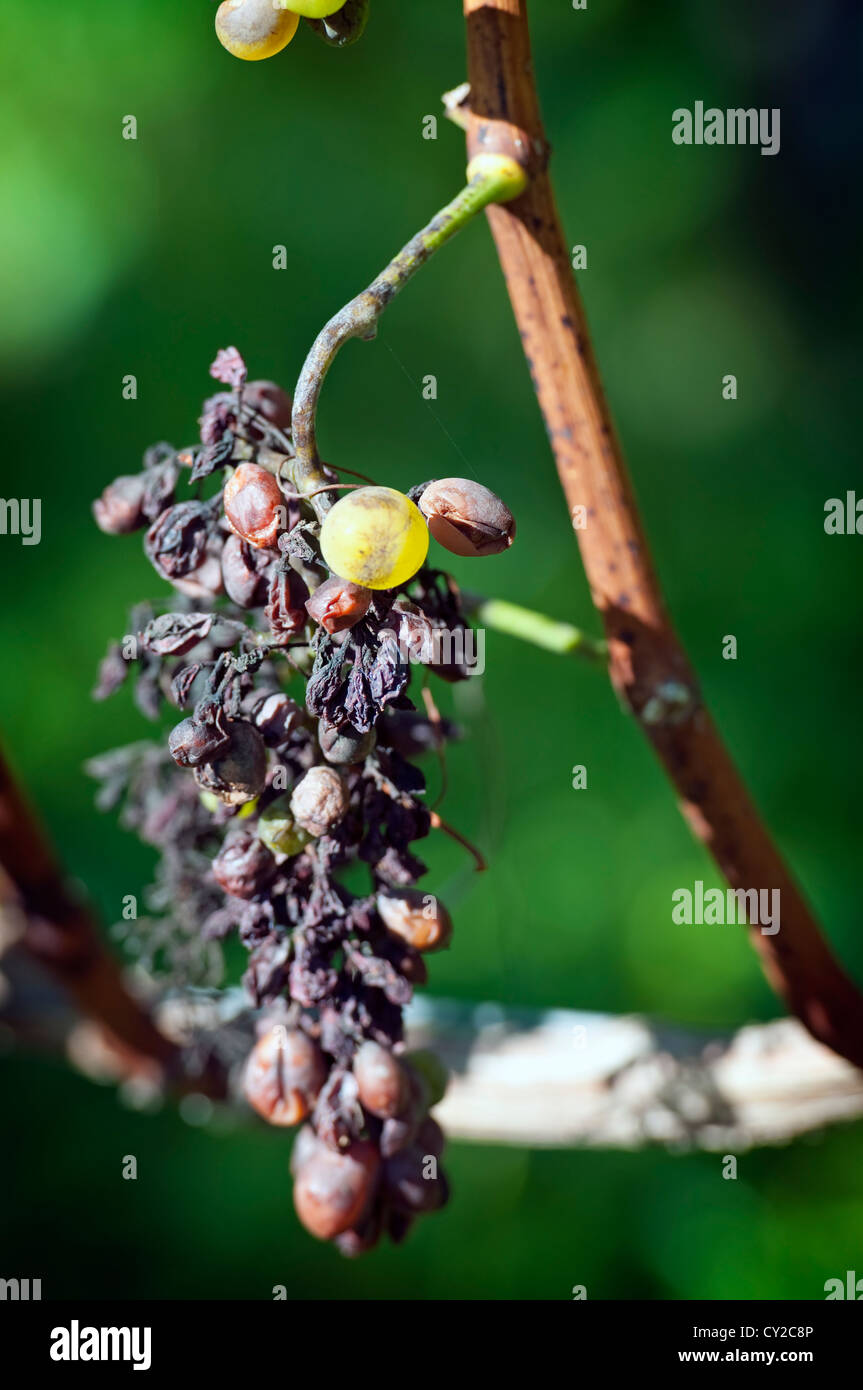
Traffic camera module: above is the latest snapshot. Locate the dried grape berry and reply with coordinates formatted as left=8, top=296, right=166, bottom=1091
left=93, top=474, right=148, bottom=535
left=224, top=463, right=284, bottom=549
left=417, top=477, right=516, bottom=558
left=212, top=830, right=277, bottom=899
left=290, top=766, right=348, bottom=836
left=243, top=379, right=293, bottom=435
left=293, top=1140, right=380, bottom=1241
left=305, top=576, right=372, bottom=634
left=353, top=1040, right=409, bottom=1119
left=377, top=888, right=453, bottom=953
left=193, top=720, right=267, bottom=805
left=221, top=532, right=273, bottom=608
left=244, top=1025, right=327, bottom=1126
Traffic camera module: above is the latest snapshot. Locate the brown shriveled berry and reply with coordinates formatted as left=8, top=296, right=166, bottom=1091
left=266, top=562, right=310, bottom=643
left=332, top=1202, right=385, bottom=1259
left=221, top=531, right=273, bottom=607
left=212, top=830, right=276, bottom=899
left=417, top=478, right=515, bottom=558
left=384, top=1144, right=448, bottom=1214
left=290, top=766, right=348, bottom=836
left=379, top=710, right=460, bottom=759
left=290, top=1124, right=325, bottom=1178
left=93, top=475, right=147, bottom=535
left=199, top=391, right=236, bottom=448
left=333, top=1219, right=382, bottom=1259
left=417, top=1115, right=446, bottom=1158
left=145, top=501, right=214, bottom=580
left=380, top=1112, right=419, bottom=1159
left=224, top=463, right=284, bottom=549
left=243, top=379, right=293, bottom=436
left=168, top=715, right=229, bottom=769
left=376, top=888, right=453, bottom=953
left=172, top=551, right=224, bottom=600
left=246, top=691, right=302, bottom=747
left=318, top=719, right=375, bottom=766
left=194, top=719, right=267, bottom=805
left=305, top=576, right=372, bottom=635
left=293, top=1139, right=380, bottom=1241
left=243, top=1026, right=327, bottom=1127
left=386, top=941, right=428, bottom=988
left=353, top=1040, right=409, bottom=1119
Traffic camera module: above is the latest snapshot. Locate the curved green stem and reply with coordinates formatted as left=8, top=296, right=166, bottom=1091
left=290, top=164, right=525, bottom=517
left=464, top=595, right=609, bottom=663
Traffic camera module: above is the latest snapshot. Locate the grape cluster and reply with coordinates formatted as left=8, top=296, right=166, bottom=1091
left=91, top=346, right=514, bottom=1253
left=215, top=0, right=370, bottom=61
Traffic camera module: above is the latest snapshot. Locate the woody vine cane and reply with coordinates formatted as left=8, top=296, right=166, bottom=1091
left=459, top=0, right=863, bottom=1068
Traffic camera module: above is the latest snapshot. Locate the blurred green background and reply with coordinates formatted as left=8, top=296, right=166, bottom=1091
left=2, top=0, right=862, bottom=1300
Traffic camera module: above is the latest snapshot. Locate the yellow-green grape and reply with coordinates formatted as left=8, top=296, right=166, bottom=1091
left=283, top=1, right=346, bottom=16
left=319, top=487, right=429, bottom=591
left=215, top=0, right=299, bottom=61
left=258, top=794, right=312, bottom=857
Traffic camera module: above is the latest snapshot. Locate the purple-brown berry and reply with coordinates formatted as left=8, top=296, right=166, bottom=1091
left=243, top=1026, right=327, bottom=1127
left=384, top=1144, right=449, bottom=1214
left=243, top=379, right=293, bottom=435
left=224, top=463, right=284, bottom=549
left=318, top=719, right=375, bottom=766
left=377, top=888, right=453, bottom=953
left=194, top=720, right=267, bottom=805
left=145, top=501, right=214, bottom=581
left=305, top=576, right=372, bottom=635
left=418, top=478, right=515, bottom=557
left=221, top=531, right=273, bottom=607
left=212, top=830, right=277, bottom=899
left=93, top=475, right=147, bottom=535
left=247, top=691, right=302, bottom=747
left=353, top=1040, right=410, bottom=1119
left=293, top=1140, right=380, bottom=1241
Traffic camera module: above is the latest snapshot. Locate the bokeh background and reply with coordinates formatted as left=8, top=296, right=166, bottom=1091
left=2, top=0, right=862, bottom=1300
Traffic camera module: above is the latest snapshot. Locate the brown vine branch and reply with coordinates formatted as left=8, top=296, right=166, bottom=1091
left=0, top=744, right=226, bottom=1097
left=461, top=0, right=863, bottom=1068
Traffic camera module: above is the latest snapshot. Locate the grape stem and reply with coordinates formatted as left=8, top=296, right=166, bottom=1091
left=463, top=594, right=608, bottom=663
left=290, top=164, right=522, bottom=519
left=429, top=811, right=487, bottom=873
